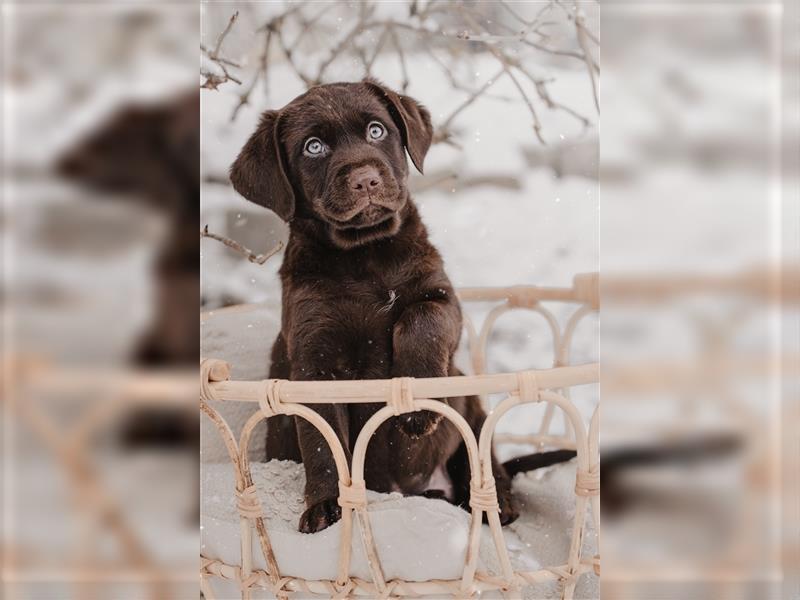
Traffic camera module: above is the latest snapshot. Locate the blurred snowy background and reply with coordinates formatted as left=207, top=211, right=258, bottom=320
left=3, top=5, right=199, bottom=599
left=599, top=4, right=798, bottom=598
left=2, top=1, right=794, bottom=598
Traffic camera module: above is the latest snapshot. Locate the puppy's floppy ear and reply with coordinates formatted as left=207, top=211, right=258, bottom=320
left=229, top=110, right=295, bottom=221
left=364, top=79, right=433, bottom=174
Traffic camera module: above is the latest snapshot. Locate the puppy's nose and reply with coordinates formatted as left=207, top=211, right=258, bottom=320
left=348, top=166, right=382, bottom=193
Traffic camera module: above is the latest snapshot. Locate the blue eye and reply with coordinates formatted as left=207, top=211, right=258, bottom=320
left=367, top=121, right=386, bottom=140
left=304, top=137, right=325, bottom=156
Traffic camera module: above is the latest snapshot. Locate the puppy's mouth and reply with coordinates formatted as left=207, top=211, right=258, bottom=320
left=329, top=211, right=402, bottom=248
left=320, top=194, right=406, bottom=248
left=329, top=203, right=395, bottom=230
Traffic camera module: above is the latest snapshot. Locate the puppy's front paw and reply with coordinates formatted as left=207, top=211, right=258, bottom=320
left=299, top=497, right=342, bottom=533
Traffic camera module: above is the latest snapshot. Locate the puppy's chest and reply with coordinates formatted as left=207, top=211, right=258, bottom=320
left=327, top=271, right=410, bottom=317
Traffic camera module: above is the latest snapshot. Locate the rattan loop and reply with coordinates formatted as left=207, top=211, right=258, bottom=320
left=272, top=576, right=293, bottom=594
left=547, top=566, right=572, bottom=581
left=332, top=579, right=355, bottom=599
left=200, top=358, right=230, bottom=402
left=258, top=379, right=284, bottom=417
left=517, top=370, right=540, bottom=403
left=388, top=376, right=416, bottom=415
left=377, top=581, right=396, bottom=599
left=236, top=485, right=263, bottom=519
left=469, top=479, right=500, bottom=512
left=338, top=479, right=367, bottom=510
left=240, top=572, right=260, bottom=590
left=575, top=464, right=600, bottom=497
left=506, top=286, right=538, bottom=308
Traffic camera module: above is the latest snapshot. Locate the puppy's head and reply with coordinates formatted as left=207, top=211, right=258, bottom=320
left=230, top=80, right=433, bottom=249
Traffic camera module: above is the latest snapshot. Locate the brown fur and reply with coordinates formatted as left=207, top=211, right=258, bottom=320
left=230, top=80, right=518, bottom=533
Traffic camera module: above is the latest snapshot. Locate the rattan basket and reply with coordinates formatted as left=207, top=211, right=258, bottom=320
left=200, top=274, right=600, bottom=599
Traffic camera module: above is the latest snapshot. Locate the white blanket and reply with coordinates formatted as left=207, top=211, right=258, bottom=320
left=201, top=459, right=597, bottom=599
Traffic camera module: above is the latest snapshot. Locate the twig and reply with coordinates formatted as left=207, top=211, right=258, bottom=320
left=505, top=64, right=546, bottom=144
left=275, top=24, right=315, bottom=87
left=292, top=2, right=336, bottom=46
left=499, top=1, right=558, bottom=43
left=388, top=26, right=410, bottom=92
left=211, top=10, right=239, bottom=59
left=364, top=26, right=391, bottom=76
left=458, top=7, right=546, bottom=143
left=508, top=59, right=591, bottom=128
left=534, top=77, right=590, bottom=127
left=434, top=67, right=506, bottom=144
left=422, top=40, right=513, bottom=102
left=201, top=225, right=284, bottom=265
left=314, top=14, right=372, bottom=84
left=555, top=0, right=600, bottom=47
left=216, top=0, right=597, bottom=143
left=201, top=11, right=242, bottom=90
left=452, top=14, right=587, bottom=62
left=201, top=71, right=239, bottom=91
left=230, top=27, right=272, bottom=121
left=573, top=8, right=599, bottom=112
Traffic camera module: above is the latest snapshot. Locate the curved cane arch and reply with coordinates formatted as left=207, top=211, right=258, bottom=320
left=474, top=301, right=564, bottom=452
left=475, top=303, right=562, bottom=377
left=347, top=398, right=507, bottom=597
left=549, top=303, right=597, bottom=442
left=239, top=401, right=356, bottom=592
left=476, top=382, right=596, bottom=600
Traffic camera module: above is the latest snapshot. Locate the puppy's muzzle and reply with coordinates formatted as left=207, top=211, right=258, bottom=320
left=348, top=165, right=383, bottom=198
left=325, top=163, right=402, bottom=228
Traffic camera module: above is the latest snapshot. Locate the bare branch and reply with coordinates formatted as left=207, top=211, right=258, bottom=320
left=434, top=67, right=506, bottom=144
left=213, top=0, right=598, bottom=141
left=388, top=26, right=410, bottom=92
left=276, top=29, right=315, bottom=87
left=421, top=39, right=512, bottom=102
left=555, top=0, right=600, bottom=47
left=363, top=26, right=391, bottom=76
left=292, top=2, right=337, bottom=46
left=211, top=10, right=239, bottom=59
left=452, top=14, right=587, bottom=62
left=457, top=7, right=546, bottom=143
left=230, top=27, right=271, bottom=121
left=201, top=70, right=239, bottom=91
left=573, top=9, right=599, bottom=112
left=201, top=11, right=242, bottom=90
left=503, top=55, right=591, bottom=128
left=315, top=15, right=371, bottom=84
left=201, top=225, right=284, bottom=265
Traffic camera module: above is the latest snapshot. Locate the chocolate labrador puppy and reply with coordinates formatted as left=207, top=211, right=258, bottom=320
left=230, top=79, right=519, bottom=533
